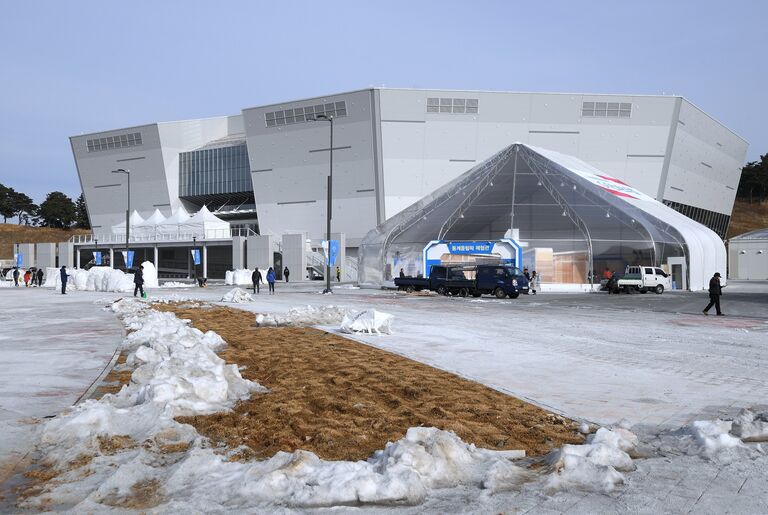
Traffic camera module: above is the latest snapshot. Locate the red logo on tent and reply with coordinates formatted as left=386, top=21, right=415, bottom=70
left=596, top=175, right=638, bottom=199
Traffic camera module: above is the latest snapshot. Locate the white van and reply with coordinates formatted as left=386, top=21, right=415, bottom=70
left=617, top=266, right=672, bottom=294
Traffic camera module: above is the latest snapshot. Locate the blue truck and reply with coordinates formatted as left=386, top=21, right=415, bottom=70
left=394, top=264, right=527, bottom=299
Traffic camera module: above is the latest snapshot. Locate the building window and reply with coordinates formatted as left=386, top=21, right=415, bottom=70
left=265, top=101, right=347, bottom=128
left=427, top=97, right=479, bottom=114
left=86, top=132, right=143, bottom=152
left=582, top=101, right=631, bottom=118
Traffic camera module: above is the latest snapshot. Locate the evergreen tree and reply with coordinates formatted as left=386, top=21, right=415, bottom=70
left=737, top=154, right=768, bottom=202
left=38, top=191, right=76, bottom=228
left=75, top=193, right=91, bottom=228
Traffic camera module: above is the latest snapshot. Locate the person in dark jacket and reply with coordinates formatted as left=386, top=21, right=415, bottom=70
left=60, top=266, right=68, bottom=294
left=252, top=267, right=262, bottom=294
left=12, top=267, right=19, bottom=287
left=266, top=267, right=276, bottom=294
left=133, top=264, right=145, bottom=297
left=36, top=268, right=44, bottom=287
left=703, top=272, right=724, bottom=316
left=283, top=267, right=290, bottom=283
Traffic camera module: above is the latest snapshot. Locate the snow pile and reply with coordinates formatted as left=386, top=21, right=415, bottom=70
left=161, top=281, right=194, bottom=288
left=543, top=427, right=638, bottom=493
left=43, top=267, right=59, bottom=287
left=341, top=309, right=394, bottom=335
left=256, top=305, right=351, bottom=327
left=225, top=269, right=253, bottom=285
left=48, top=262, right=160, bottom=292
left=221, top=287, right=253, bottom=303
left=731, top=408, right=768, bottom=442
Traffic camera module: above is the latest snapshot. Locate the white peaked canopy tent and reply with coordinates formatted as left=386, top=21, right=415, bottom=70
left=157, top=205, right=191, bottom=235
left=178, top=205, right=230, bottom=237
left=133, top=209, right=167, bottom=236
left=111, top=210, right=145, bottom=235
left=359, top=143, right=725, bottom=291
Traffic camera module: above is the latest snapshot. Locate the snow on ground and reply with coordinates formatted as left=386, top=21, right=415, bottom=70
left=45, top=262, right=160, bottom=292
left=0, top=289, right=123, bottom=482
left=3, top=282, right=768, bottom=512
left=225, top=269, right=252, bottom=285
left=160, top=281, right=193, bottom=288
left=18, top=297, right=659, bottom=512
left=255, top=304, right=351, bottom=327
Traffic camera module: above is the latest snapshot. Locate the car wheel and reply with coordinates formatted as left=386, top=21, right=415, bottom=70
left=458, top=287, right=469, bottom=297
left=509, top=290, right=520, bottom=299
left=640, top=288, right=647, bottom=294
left=436, top=286, right=447, bottom=295
left=494, top=287, right=507, bottom=299
left=472, top=292, right=481, bottom=298
left=655, top=285, right=664, bottom=294
left=406, top=285, right=415, bottom=293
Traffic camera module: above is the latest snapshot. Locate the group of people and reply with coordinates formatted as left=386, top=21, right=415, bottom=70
left=522, top=267, right=539, bottom=295
left=11, top=267, right=44, bottom=287
left=251, top=267, right=277, bottom=295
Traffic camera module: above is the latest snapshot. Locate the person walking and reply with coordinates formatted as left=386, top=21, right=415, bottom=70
left=23, top=270, right=31, bottom=287
left=336, top=266, right=341, bottom=282
left=283, top=266, right=290, bottom=283
left=36, top=268, right=44, bottom=287
left=530, top=270, right=540, bottom=295
left=133, top=264, right=145, bottom=298
left=60, top=266, right=69, bottom=294
left=252, top=267, right=262, bottom=294
left=12, top=267, right=19, bottom=287
left=267, top=267, right=276, bottom=294
left=703, top=272, right=725, bottom=316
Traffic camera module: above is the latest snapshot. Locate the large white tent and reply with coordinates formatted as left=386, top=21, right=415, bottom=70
left=157, top=205, right=191, bottom=235
left=133, top=209, right=167, bottom=237
left=178, top=205, right=230, bottom=238
left=359, top=143, right=725, bottom=291
left=111, top=210, right=145, bottom=235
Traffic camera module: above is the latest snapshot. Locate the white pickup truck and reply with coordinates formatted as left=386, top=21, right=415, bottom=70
left=617, top=266, right=672, bottom=294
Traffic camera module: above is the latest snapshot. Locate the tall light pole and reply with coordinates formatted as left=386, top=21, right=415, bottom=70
left=112, top=168, right=130, bottom=270
left=308, top=113, right=334, bottom=294
left=192, top=235, right=197, bottom=284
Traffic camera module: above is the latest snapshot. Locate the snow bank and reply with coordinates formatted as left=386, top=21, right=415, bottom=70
left=225, top=269, right=252, bottom=285
left=256, top=305, right=351, bottom=327
left=221, top=287, right=253, bottom=303
left=341, top=309, right=394, bottom=335
left=48, top=261, right=159, bottom=292
left=543, top=427, right=638, bottom=493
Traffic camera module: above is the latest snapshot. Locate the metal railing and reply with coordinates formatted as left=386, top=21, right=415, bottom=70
left=70, top=226, right=257, bottom=245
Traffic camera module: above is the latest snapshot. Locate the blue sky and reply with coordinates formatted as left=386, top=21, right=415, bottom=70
left=0, top=0, right=765, bottom=204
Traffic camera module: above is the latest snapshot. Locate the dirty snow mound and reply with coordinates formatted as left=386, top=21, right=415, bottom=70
left=543, top=427, right=638, bottom=493
left=730, top=408, right=768, bottom=442
left=221, top=287, right=253, bottom=303
left=256, top=305, right=351, bottom=327
left=340, top=309, right=394, bottom=334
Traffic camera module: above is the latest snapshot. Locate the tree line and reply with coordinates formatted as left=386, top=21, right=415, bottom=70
left=0, top=183, right=89, bottom=229
left=737, top=153, right=768, bottom=203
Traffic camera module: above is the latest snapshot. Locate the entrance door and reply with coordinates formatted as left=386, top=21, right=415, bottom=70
left=667, top=257, right=687, bottom=290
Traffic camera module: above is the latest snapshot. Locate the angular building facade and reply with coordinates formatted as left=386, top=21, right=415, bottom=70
left=71, top=88, right=747, bottom=248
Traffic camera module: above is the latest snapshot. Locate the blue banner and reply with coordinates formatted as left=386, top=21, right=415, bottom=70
left=448, top=241, right=493, bottom=254
left=16, top=253, right=23, bottom=267
left=191, top=249, right=201, bottom=265
left=121, top=250, right=135, bottom=268
left=94, top=251, right=102, bottom=266
left=328, top=239, right=339, bottom=266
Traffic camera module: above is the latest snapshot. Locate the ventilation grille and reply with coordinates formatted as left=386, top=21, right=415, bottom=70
left=87, top=132, right=143, bottom=152
left=427, top=97, right=479, bottom=114
left=265, top=101, right=347, bottom=127
left=582, top=101, right=632, bottom=118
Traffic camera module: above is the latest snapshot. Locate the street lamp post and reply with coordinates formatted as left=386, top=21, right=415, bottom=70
left=111, top=169, right=131, bottom=270
left=308, top=113, right=334, bottom=294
